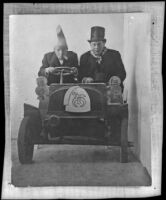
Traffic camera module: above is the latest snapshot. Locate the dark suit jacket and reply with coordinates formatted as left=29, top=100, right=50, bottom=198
left=79, top=49, right=126, bottom=90
left=38, top=51, right=78, bottom=85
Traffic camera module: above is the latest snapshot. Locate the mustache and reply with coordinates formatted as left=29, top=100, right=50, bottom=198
left=92, top=50, right=101, bottom=54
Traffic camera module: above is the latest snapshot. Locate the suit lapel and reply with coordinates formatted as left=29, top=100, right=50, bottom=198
left=89, top=53, right=99, bottom=73
left=63, top=58, right=69, bottom=66
left=49, top=51, right=72, bottom=67
left=50, top=53, right=60, bottom=67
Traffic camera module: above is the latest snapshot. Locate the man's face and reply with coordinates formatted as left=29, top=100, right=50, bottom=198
left=90, top=41, right=105, bottom=56
left=54, top=46, right=67, bottom=60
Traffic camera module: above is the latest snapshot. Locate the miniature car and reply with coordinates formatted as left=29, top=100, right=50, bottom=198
left=17, top=66, right=128, bottom=164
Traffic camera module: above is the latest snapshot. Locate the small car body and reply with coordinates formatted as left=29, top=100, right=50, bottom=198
left=17, top=67, right=128, bottom=164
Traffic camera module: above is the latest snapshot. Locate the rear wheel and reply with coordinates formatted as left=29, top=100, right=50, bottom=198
left=17, top=116, right=34, bottom=164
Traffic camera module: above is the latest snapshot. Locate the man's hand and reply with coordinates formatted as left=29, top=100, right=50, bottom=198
left=45, top=67, right=55, bottom=74
left=82, top=77, right=94, bottom=83
left=109, top=76, right=121, bottom=85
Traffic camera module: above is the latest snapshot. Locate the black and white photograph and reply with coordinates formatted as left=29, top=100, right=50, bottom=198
left=2, top=2, right=164, bottom=199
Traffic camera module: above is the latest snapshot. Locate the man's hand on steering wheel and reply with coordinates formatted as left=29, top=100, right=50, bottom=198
left=45, top=66, right=55, bottom=74
left=45, top=66, right=78, bottom=76
left=45, top=66, right=78, bottom=84
left=51, top=66, right=78, bottom=76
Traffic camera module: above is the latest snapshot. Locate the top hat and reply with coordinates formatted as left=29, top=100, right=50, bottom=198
left=88, top=26, right=106, bottom=42
left=55, top=25, right=68, bottom=49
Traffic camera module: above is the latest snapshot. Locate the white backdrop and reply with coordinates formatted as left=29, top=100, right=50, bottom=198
left=123, top=13, right=151, bottom=174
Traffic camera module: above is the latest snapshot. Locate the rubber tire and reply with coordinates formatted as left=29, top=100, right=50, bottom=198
left=17, top=116, right=34, bottom=164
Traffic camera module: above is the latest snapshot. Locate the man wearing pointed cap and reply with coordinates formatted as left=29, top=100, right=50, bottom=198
left=38, top=25, right=78, bottom=85
left=79, top=26, right=126, bottom=91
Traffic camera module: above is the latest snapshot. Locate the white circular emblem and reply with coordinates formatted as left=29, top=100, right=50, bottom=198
left=64, top=86, right=91, bottom=112
left=71, top=91, right=86, bottom=107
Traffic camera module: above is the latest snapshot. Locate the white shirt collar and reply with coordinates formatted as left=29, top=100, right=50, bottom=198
left=90, top=47, right=107, bottom=64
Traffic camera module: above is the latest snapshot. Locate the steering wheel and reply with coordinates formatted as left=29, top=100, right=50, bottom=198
left=52, top=66, right=78, bottom=84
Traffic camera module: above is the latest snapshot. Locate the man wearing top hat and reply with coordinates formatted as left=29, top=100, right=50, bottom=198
left=79, top=26, right=126, bottom=91
left=38, top=25, right=78, bottom=85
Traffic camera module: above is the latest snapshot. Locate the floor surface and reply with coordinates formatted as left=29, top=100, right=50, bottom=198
left=11, top=139, right=151, bottom=187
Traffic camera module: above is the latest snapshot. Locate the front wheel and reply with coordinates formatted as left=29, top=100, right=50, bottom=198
left=17, top=116, right=34, bottom=164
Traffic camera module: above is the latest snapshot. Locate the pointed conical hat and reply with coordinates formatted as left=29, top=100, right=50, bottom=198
left=55, top=25, right=68, bottom=49
left=64, top=86, right=91, bottom=113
